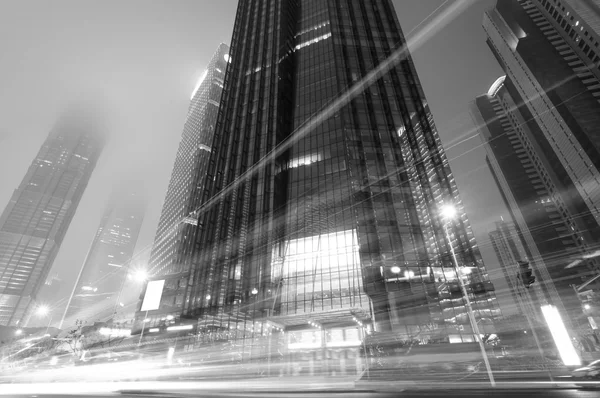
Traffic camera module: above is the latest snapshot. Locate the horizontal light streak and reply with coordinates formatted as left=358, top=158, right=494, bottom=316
left=166, top=324, right=193, bottom=332
left=295, top=33, right=332, bottom=51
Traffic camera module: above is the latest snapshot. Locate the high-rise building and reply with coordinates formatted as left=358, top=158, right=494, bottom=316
left=62, top=182, right=145, bottom=326
left=0, top=110, right=105, bottom=326
left=38, top=273, right=63, bottom=305
left=471, top=76, right=580, bottom=325
left=137, top=0, right=501, bottom=352
left=148, top=43, right=229, bottom=278
left=488, top=219, right=545, bottom=318
left=479, top=0, right=600, bottom=330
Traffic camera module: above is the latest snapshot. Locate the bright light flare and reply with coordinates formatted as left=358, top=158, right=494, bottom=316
left=36, top=305, right=50, bottom=316
left=541, top=304, right=580, bottom=366
left=15, top=329, right=23, bottom=336
left=132, top=269, right=148, bottom=282
left=440, top=204, right=457, bottom=220
left=390, top=266, right=401, bottom=274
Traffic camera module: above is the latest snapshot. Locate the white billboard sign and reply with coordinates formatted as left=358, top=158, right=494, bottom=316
left=141, top=279, right=165, bottom=311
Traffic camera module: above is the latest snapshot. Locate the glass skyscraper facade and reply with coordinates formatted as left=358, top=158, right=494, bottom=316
left=0, top=110, right=104, bottom=326
left=489, top=219, right=543, bottom=318
left=151, top=0, right=501, bottom=351
left=63, top=182, right=145, bottom=327
left=148, top=43, right=229, bottom=278
left=481, top=0, right=600, bottom=332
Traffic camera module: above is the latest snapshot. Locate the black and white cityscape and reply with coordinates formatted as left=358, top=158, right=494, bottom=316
left=1, top=0, right=600, bottom=396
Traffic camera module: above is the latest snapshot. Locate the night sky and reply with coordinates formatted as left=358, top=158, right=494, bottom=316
left=0, top=0, right=515, bottom=314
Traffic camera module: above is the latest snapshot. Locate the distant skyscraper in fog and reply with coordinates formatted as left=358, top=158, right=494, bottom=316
left=148, top=43, right=229, bottom=277
left=0, top=110, right=104, bottom=326
left=63, top=182, right=145, bottom=325
left=479, top=0, right=600, bottom=329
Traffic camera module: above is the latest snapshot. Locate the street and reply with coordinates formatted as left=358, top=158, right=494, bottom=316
left=1, top=388, right=600, bottom=398
left=0, top=379, right=599, bottom=398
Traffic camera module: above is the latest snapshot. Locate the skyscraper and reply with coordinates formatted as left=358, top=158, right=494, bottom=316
left=0, top=110, right=104, bottom=326
left=138, top=0, right=501, bottom=351
left=148, top=43, right=229, bottom=278
left=479, top=0, right=600, bottom=330
left=62, top=182, right=145, bottom=327
left=489, top=219, right=543, bottom=318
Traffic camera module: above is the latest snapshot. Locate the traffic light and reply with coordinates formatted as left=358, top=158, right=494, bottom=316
left=518, top=260, right=536, bottom=288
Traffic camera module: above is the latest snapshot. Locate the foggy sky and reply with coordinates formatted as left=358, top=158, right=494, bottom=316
left=0, top=1, right=514, bottom=313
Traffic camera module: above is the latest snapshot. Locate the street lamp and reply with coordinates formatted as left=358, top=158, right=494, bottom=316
left=36, top=305, right=53, bottom=335
left=390, top=266, right=401, bottom=274
left=251, top=288, right=258, bottom=295
left=36, top=305, right=49, bottom=317
left=441, top=204, right=495, bottom=387
left=132, top=269, right=148, bottom=283
left=138, top=317, right=151, bottom=347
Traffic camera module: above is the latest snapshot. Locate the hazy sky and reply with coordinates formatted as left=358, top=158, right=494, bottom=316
left=0, top=1, right=514, bottom=312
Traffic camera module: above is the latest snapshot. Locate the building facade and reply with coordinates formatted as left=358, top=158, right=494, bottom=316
left=135, top=1, right=502, bottom=359
left=148, top=43, right=229, bottom=278
left=62, top=182, right=145, bottom=327
left=489, top=219, right=546, bottom=318
left=0, top=110, right=104, bottom=326
left=480, top=0, right=600, bottom=331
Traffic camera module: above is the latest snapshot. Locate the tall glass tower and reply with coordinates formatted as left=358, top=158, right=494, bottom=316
left=139, top=0, right=500, bottom=353
left=0, top=109, right=105, bottom=326
left=489, top=219, right=543, bottom=318
left=148, top=43, right=229, bottom=278
left=62, top=181, right=145, bottom=327
left=481, top=0, right=600, bottom=332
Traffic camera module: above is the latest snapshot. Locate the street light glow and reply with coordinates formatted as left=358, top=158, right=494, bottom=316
left=133, top=269, right=148, bottom=282
left=441, top=204, right=457, bottom=219
left=36, top=305, right=50, bottom=317
left=251, top=288, right=258, bottom=295
left=584, top=304, right=591, bottom=310
left=390, top=266, right=401, bottom=274
left=15, top=329, right=22, bottom=336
